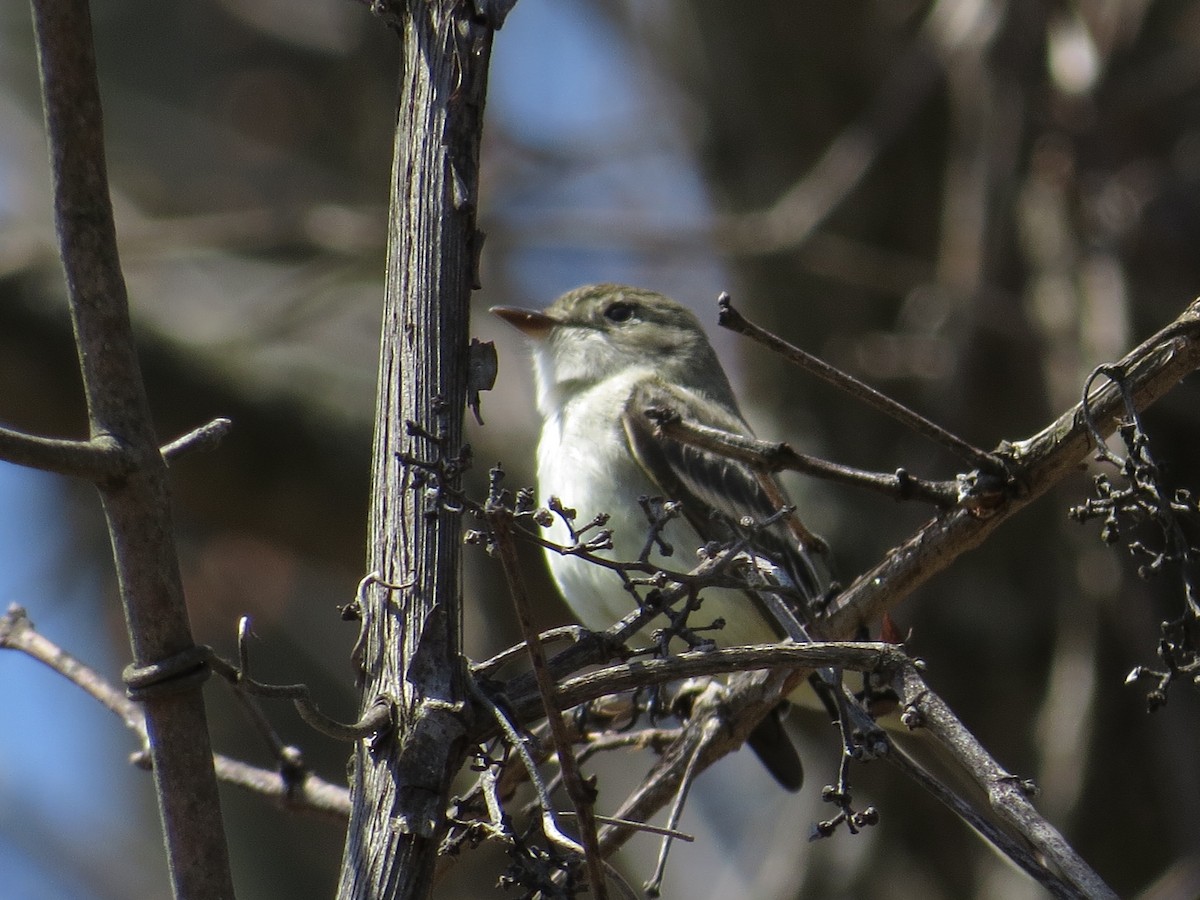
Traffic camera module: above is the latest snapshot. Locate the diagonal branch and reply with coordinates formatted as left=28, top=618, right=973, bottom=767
left=0, top=604, right=351, bottom=822
left=893, top=661, right=1117, bottom=899
left=821, top=297, right=1200, bottom=640
left=718, top=294, right=1004, bottom=472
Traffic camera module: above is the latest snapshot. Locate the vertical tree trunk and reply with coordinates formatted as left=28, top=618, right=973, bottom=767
left=338, top=3, right=495, bottom=897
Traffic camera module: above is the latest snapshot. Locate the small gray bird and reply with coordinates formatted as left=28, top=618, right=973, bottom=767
left=493, top=284, right=828, bottom=790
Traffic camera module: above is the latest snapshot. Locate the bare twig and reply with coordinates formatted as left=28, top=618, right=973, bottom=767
left=718, top=294, right=1005, bottom=473
left=560, top=811, right=693, bottom=843
left=474, top=720, right=681, bottom=815
left=471, top=625, right=590, bottom=675
left=0, top=604, right=350, bottom=822
left=503, top=641, right=905, bottom=725
left=207, top=753, right=351, bottom=823
left=643, top=683, right=721, bottom=898
left=227, top=681, right=304, bottom=767
left=205, top=617, right=392, bottom=743
left=467, top=678, right=583, bottom=855
left=593, top=664, right=804, bottom=859
left=643, top=404, right=961, bottom=507
left=161, top=417, right=233, bottom=463
left=574, top=728, right=684, bottom=765
left=487, top=505, right=609, bottom=900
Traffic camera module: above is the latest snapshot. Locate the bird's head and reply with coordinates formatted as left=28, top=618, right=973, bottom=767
left=492, top=284, right=734, bottom=413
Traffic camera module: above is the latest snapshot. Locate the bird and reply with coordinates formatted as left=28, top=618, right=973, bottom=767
left=491, top=283, right=829, bottom=790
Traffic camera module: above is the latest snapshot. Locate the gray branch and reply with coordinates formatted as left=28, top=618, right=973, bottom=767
left=28, top=1, right=234, bottom=894
left=335, top=3, right=503, bottom=898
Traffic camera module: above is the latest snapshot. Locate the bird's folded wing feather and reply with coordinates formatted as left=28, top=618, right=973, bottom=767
left=620, top=378, right=826, bottom=605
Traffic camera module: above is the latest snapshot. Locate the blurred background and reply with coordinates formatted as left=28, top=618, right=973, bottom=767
left=2, top=0, right=1200, bottom=897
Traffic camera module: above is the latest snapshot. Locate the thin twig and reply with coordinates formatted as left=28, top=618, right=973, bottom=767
left=517, top=641, right=905, bottom=724
left=574, top=728, right=684, bottom=765
left=644, top=405, right=961, bottom=507
left=488, top=505, right=610, bottom=899
left=0, top=604, right=350, bottom=821
left=221, top=670, right=311, bottom=800
left=479, top=719, right=681, bottom=811
left=466, top=677, right=582, bottom=855
left=718, top=293, right=1005, bottom=473
left=472, top=625, right=589, bottom=676
left=203, top=617, right=392, bottom=742
left=161, top=417, right=233, bottom=463
left=227, top=682, right=302, bottom=764
left=595, top=665, right=804, bottom=858
left=560, top=811, right=693, bottom=843
left=643, top=688, right=719, bottom=898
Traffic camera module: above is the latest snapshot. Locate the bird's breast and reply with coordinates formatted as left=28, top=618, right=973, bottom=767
left=533, top=378, right=780, bottom=651
left=536, top=385, right=684, bottom=627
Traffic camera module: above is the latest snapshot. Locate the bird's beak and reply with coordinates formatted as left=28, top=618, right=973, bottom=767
left=490, top=305, right=558, bottom=340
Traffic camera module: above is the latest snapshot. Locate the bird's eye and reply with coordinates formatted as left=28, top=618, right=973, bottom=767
left=604, top=302, right=637, bottom=323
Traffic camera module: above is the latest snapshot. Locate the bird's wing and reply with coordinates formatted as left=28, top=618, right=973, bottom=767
left=620, top=378, right=827, bottom=608
left=623, top=377, right=826, bottom=793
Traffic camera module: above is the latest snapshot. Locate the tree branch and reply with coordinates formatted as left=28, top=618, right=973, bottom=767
left=821, top=297, right=1200, bottom=640
left=0, top=604, right=351, bottom=822
left=718, top=294, right=1004, bottom=472
left=29, top=0, right=234, bottom=894
left=336, top=3, right=501, bottom=898
left=0, top=428, right=132, bottom=479
left=893, top=661, right=1117, bottom=899
left=0, top=416, right=233, bottom=478
left=501, top=641, right=906, bottom=726
left=642, top=404, right=961, bottom=507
